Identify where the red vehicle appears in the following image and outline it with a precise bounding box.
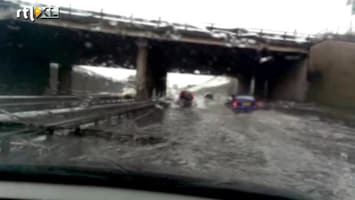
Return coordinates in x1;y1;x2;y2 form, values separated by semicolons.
177;91;194;107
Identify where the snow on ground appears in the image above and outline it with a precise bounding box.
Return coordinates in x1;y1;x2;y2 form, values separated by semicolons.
167;73;215;89
188;76;230;92
75;66;222;89
74;65;136;82
0;107;84;122
167;73;232;98
74;66;232;98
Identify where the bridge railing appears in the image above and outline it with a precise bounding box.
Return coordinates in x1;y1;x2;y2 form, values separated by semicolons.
2;0;316;47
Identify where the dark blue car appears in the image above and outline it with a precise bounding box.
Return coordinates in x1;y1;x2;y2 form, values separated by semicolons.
226;95;256;113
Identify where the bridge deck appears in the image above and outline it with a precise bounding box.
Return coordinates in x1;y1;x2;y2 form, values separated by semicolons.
0;0;311;54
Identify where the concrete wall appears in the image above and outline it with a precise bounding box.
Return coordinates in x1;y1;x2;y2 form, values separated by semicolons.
237;75;251;95
270;59;308;102
227;77;239;95
308;40;355;109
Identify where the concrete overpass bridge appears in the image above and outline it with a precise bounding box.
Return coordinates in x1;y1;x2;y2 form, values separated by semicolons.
0;0;314;101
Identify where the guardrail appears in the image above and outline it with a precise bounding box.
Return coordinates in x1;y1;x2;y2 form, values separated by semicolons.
43;101;155;129
0;95;160;131
0;98;160;154
0;95;134;113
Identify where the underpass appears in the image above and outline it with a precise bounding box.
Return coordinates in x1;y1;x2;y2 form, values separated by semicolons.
0;0;312;102
1;1;355;200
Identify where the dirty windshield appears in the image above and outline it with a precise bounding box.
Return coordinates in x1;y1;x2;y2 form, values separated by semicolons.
1;0;355;199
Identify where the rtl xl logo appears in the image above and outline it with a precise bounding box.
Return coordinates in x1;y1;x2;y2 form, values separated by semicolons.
16;6;60;22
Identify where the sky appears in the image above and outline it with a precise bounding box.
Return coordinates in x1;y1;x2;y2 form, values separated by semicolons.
27;0;353;34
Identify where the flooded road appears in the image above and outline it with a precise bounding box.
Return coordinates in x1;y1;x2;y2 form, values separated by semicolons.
1;101;355;200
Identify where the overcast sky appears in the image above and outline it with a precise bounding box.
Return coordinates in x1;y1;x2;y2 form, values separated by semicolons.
28;0;353;34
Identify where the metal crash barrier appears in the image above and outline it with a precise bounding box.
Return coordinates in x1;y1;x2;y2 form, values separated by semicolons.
0;95;158;128
0;95;135;113
0;95;161;154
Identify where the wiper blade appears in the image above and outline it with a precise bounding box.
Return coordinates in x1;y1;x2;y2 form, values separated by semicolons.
0;165;313;200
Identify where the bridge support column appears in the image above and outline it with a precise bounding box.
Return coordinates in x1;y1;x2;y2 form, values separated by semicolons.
254;78;269;99
237;74;252;95
271;58;308;101
227;77;239;95
135;40;152;100
149;44;169;99
57;63;73;95
152;69;167;98
48;63;59;95
160;72;167;97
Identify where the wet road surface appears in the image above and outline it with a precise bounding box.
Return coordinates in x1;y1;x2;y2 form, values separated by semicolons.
1;101;355;200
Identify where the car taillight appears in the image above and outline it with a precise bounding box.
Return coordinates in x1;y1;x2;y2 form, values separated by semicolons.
256;101;264;107
232;101;239;108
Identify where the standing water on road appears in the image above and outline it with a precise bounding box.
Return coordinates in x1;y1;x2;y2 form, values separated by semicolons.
1;97;355;200
2;1;355;199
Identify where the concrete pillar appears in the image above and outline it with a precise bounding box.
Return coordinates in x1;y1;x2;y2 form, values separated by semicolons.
160;71;167;97
57;63;73;95
264;80;269;99
154;70;167;97
135;41;168;100
48;63;59;95
250;76;255;95
237;74;252;95
254;78;268;99
135;40;151;100
227;77;238;95
271;58;308;101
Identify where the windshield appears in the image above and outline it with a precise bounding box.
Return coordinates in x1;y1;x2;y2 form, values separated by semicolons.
1;0;355;199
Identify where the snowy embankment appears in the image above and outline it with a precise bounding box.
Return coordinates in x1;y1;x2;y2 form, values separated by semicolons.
76;66;234;99
73;66;136;96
